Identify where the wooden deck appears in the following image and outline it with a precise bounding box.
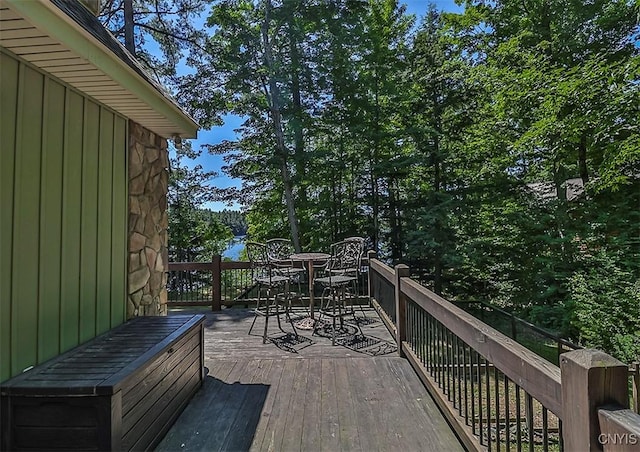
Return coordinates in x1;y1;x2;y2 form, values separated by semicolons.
157;307;463;452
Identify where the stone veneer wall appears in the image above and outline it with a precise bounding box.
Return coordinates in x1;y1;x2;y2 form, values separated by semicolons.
127;120;169;317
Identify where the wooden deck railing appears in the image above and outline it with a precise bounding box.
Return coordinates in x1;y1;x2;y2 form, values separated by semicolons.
167;252;640;450
167;256;253;310
367;254;640;451
167;255;369;310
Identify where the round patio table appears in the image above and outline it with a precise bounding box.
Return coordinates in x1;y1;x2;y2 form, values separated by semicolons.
290;252;331;328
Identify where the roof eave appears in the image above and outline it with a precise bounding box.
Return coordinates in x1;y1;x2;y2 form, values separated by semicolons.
5;0;198;139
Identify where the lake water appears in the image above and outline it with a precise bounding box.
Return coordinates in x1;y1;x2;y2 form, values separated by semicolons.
223;236;245;260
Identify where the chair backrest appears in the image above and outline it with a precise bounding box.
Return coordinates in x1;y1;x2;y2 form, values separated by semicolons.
328;239;363;272
343;236;365;267
265;238;294;262
246;241;269;273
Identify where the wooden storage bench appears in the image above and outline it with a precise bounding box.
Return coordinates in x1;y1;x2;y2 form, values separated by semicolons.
1;314;205;451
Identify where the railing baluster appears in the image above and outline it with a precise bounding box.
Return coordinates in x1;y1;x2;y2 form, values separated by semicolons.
415;302;420;358
435;321;440;384
471;349;477;435
426;313;432;372
526;393;534;452
440;324;445;389
439;323;445;388
486;356;492;451
542;406;549;452
444;329;453;402
504;374;511;452
412;301;417;353
516;383;522;451
420;308;425;366
495;367;501;452
452;333;460;415
430;314;436;377
407;301;412;349
478;354;484;445
463;343;469;425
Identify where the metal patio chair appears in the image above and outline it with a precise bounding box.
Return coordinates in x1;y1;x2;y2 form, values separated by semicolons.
246;241;299;343
313;239;363;345
265;238;305;303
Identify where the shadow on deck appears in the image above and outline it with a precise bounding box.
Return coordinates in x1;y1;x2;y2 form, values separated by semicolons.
157;307;463;451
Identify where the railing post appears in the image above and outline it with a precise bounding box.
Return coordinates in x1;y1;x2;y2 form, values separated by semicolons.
212;254;222;311
633;362;639;414
560;349;628;450
367;250;377;306
394;264;409;358
557;340;564;363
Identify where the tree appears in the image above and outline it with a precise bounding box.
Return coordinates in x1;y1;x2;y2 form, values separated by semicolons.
183;0;314;249
399;6;474;294
99;0;209;86
168;144;233;262
443;0;640;358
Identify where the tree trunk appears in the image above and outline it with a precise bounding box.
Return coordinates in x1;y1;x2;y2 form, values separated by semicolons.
578;132;589;185
123;0;135;55
288;24;307;207
388;177;402;261
262;0;301;251
432;92;443;295
371;73;380;252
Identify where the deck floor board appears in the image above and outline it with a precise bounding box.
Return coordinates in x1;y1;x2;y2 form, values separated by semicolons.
156;307;463;452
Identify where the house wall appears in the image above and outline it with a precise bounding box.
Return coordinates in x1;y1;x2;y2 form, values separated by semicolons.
127;121;169;317
0;50;128;382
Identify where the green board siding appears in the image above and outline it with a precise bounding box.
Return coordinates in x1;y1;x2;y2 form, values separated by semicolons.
79;99;99;343
0;51;128;382
97;109;114;335
38;78;65;363
12;64;43;376
111;116;127;327
0;52;19;380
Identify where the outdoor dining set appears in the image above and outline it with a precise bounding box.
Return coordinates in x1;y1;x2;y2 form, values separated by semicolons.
246;237;367;346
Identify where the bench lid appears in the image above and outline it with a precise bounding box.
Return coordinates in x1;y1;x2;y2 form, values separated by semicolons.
1;314;205;396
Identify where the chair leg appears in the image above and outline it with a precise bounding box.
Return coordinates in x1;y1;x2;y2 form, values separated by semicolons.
347;286;364;337
354;277;367;318
337;287;346;341
248;283;262;335
276;301;286;333
332;288;338;346
312;288;328;337
286;304;299;339
248;312;258;336
263;291;270;344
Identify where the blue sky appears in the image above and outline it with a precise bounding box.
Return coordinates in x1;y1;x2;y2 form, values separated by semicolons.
183;0;463;211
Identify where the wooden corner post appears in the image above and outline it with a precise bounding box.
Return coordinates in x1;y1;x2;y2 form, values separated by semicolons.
367;250;377;306
394;264;409;357
212;254;222;311
560;349;628;451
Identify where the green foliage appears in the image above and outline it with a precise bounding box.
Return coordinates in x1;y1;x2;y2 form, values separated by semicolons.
205;209;247;236
439;0;640;361
569;250;640;363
